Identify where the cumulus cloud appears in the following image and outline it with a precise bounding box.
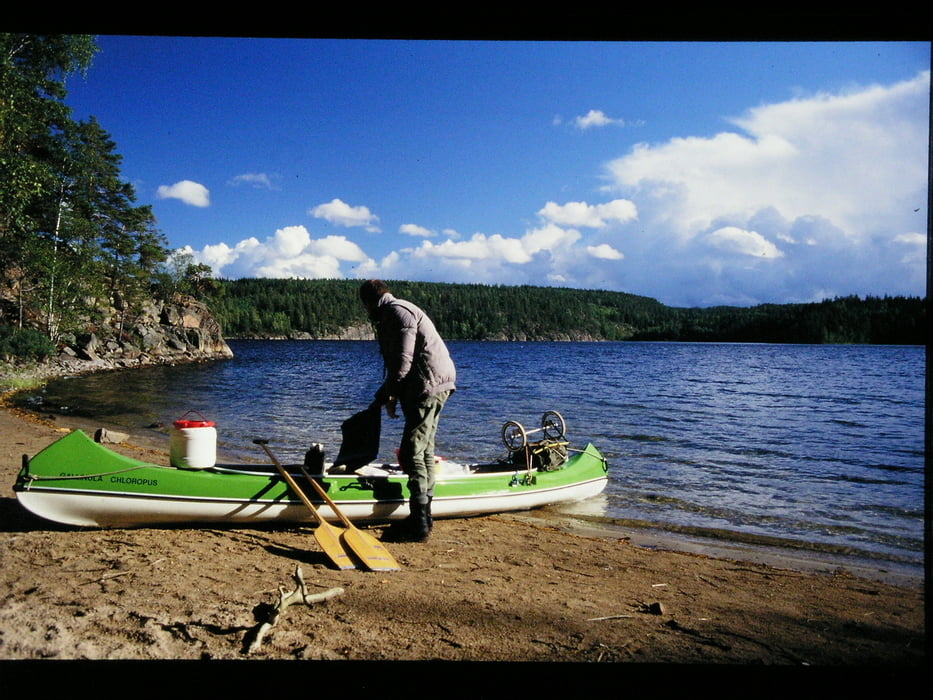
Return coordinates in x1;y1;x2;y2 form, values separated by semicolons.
703;226;783;259
573;109;624;129
597;70;929;305
399;223;435;237
310;198;381;232
184;225;370;280
157;180;210;207
608;73;929;241
538;199;638;228
184;71;928;307
405;223;581;266
587;244;624;260
411;233;532;264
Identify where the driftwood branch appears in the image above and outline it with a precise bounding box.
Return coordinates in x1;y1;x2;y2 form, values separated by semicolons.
246;565;344;654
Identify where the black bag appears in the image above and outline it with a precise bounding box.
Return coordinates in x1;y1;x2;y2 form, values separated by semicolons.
331;404;381;473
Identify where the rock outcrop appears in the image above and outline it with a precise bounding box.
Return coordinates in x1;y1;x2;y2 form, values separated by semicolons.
53;296;233;376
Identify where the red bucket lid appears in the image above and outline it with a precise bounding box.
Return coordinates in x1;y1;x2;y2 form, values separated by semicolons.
174;419;215;428
173;410;215;429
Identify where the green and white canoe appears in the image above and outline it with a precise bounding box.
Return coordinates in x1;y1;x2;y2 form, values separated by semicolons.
14;429;609;529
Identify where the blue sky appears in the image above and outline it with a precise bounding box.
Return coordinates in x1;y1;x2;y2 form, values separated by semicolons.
64;37;929;307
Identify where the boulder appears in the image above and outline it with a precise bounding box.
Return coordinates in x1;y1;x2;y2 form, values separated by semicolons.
94;428;129;444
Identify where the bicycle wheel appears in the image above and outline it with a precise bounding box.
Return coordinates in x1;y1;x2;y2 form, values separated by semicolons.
541;411;566;440
501;421;527;451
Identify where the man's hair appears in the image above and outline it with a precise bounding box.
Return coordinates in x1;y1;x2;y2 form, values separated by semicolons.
359;279;390;305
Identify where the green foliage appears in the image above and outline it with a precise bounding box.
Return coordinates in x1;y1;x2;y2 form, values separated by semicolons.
0;325;56;360
213;278;363;337
632;295;927;345
152;250;224;303
209;279;926;345
1;34;170;342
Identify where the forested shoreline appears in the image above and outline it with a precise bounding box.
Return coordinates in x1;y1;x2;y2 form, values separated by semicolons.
211;278;926;345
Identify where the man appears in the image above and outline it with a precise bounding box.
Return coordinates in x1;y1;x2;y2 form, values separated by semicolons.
360;279;456;542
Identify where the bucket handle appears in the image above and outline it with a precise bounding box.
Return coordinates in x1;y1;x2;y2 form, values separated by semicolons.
177;409;210;422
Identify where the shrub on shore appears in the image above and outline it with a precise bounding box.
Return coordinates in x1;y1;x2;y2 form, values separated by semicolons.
0;327;57;363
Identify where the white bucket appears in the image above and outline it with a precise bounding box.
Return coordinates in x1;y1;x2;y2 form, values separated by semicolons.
170;411;217;469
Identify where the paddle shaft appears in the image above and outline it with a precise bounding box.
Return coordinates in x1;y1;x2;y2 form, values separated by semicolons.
252;440;356;570
295;461;401;572
255;440;399;572
255;439;361;530
253;441;324;521
298;463;355;529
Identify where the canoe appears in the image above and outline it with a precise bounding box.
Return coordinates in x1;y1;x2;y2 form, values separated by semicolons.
13;429;609;529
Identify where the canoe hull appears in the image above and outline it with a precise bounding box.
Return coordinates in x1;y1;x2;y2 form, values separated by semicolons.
14;430;609;529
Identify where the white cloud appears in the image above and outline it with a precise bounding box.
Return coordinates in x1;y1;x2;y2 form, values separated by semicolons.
608;72;929;243
573;109;623;129
703;226;783;259
597;70;929;305
404;223;582;265
254;254;343;279
587;244;624;260
521;223;581;256
539;199;638;228
411;233;532;264
399;223;435;237
307;235;371;262
186;226;371;279
228;173;276;189
310;198;381;232
157;180;210;207
606;132;801;239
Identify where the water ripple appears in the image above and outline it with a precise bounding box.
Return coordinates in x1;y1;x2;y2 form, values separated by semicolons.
20;340;925;576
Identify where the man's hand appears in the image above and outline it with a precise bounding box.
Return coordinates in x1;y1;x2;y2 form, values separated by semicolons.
386;397;399;419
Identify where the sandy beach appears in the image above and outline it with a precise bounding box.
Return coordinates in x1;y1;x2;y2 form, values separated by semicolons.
0;392;926;680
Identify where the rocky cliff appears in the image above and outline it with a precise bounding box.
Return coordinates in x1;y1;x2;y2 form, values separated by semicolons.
53;296;233;376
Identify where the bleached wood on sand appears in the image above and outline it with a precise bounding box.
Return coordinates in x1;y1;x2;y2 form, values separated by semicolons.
246;565;344;654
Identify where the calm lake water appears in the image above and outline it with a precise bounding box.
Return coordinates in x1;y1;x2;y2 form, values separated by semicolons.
22;340;926;579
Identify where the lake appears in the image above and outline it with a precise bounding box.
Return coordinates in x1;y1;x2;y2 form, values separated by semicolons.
23;340;925;580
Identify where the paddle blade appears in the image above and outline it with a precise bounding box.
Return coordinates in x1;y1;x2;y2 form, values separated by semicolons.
314;522;357;570
343;528;401;572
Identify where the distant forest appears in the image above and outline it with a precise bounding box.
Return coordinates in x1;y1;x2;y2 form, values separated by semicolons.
209;278;926;345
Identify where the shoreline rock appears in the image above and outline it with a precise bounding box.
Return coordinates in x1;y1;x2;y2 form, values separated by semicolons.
1;296;233;392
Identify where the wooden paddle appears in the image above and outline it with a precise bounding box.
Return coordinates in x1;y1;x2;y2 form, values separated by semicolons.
296;460;401;572
256;440;400;572
252;439;356;571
